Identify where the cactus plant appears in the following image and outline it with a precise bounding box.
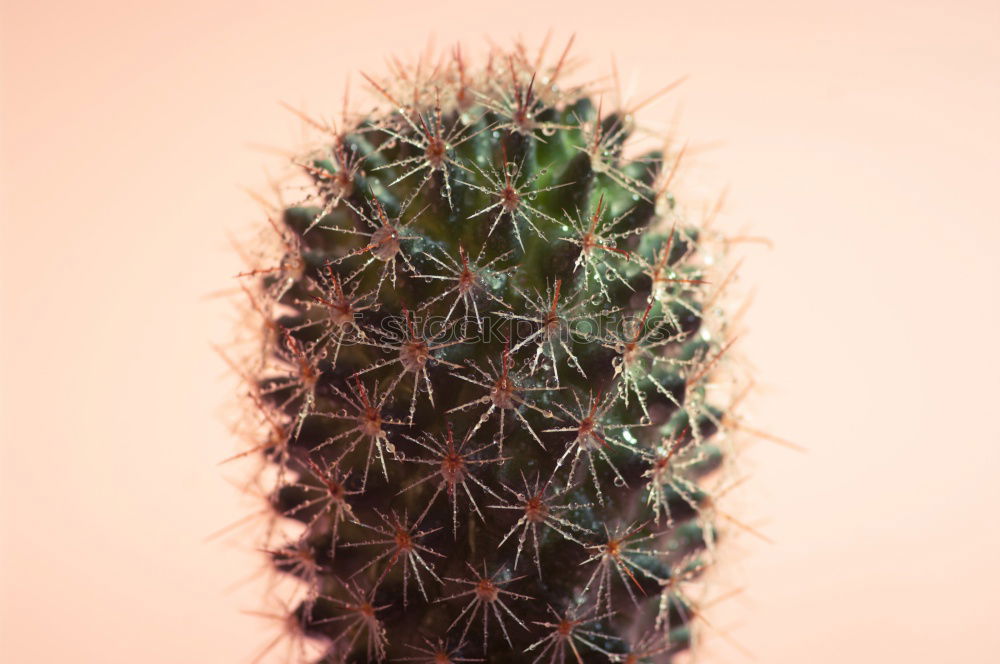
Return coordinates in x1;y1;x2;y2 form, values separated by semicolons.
232;39;741;663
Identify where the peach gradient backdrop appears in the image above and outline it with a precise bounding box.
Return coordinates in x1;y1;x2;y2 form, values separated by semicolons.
2;1;998;662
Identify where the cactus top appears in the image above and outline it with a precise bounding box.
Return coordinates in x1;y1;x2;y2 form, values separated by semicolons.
238;40;735;664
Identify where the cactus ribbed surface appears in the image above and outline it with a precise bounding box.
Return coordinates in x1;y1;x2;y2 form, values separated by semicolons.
235;41;739;663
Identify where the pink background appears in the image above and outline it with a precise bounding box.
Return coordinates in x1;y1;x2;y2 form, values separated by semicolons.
2;0;998;661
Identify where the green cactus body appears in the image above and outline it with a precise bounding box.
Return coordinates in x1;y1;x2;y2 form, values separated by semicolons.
238;42;736;663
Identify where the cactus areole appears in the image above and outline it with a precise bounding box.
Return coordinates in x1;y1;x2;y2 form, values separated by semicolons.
236;40;739;663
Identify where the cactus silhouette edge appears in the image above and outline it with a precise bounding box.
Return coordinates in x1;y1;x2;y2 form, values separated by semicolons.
230;38;746;664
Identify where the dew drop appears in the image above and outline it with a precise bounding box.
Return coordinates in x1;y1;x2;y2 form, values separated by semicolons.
613;476;626;487
541;126;556;137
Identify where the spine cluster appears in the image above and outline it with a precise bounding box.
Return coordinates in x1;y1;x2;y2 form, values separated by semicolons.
232;39;742;664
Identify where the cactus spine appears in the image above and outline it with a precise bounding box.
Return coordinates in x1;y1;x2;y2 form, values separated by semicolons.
234;39;740;663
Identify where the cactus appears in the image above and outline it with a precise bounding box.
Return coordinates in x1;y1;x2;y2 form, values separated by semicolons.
233;39;741;663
